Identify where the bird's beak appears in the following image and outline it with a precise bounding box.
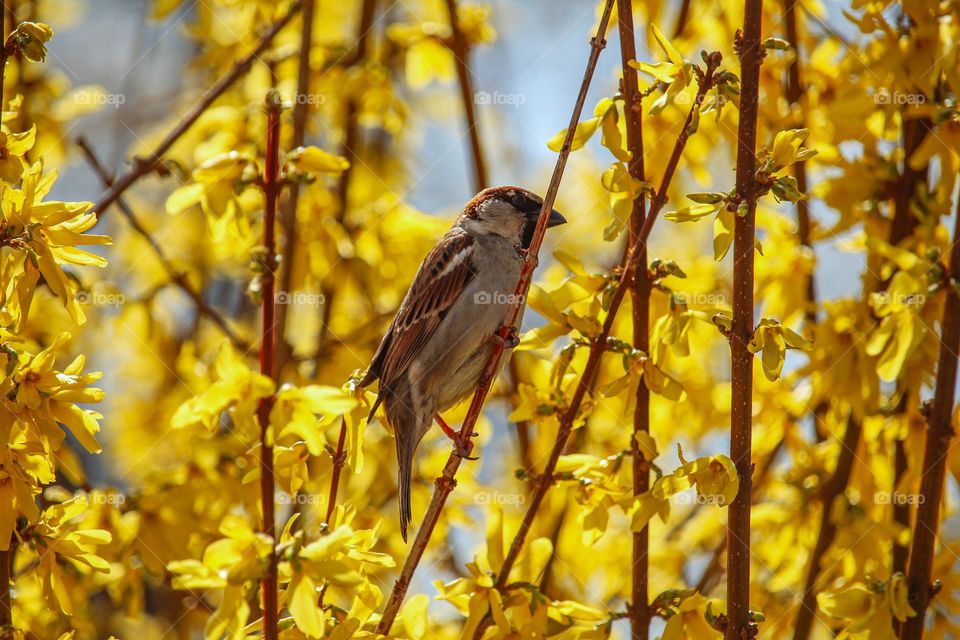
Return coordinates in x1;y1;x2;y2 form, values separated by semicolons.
547;208;567;228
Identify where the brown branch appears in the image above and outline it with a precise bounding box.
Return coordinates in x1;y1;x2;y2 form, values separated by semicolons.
673;0;693;39
901;184;960;640
0;538;15;631
325;418;348;525
471;52;723;640
92;1;303;217
256;93;283;640
444;0;488;191
76;136;250;351
375;1;619;632
726;2;763;638
274;0;316;376
616;1;650;638
791;415;863;640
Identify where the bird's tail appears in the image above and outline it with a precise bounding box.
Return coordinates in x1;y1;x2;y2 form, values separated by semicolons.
395;425;415;542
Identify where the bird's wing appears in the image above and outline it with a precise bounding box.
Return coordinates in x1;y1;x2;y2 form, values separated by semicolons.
360;230;477;398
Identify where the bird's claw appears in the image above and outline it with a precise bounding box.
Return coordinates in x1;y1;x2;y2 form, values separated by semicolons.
454;441;479;461
492;326;520;349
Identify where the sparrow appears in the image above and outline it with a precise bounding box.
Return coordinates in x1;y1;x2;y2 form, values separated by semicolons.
359;186;566;540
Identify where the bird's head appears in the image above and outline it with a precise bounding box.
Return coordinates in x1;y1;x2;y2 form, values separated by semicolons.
460;186;567;248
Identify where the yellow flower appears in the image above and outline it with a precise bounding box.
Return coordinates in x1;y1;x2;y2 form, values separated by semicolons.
1;161;110;325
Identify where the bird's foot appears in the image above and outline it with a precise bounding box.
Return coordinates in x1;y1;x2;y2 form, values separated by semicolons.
434;415;479;460
453;438;479;461
491;325;520;349
434;414;458;441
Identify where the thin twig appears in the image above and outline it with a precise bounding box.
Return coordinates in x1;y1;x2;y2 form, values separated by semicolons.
375;1;619;632
92;1;303;217
791;415;863;640
472;51;723;640
726;2;763;637
76;136;250;351
274;0;316;376
616;2;650;638
256;93;283;640
325;418;348;525
0;538;14;630
444;0;488;191
673;0;693;38
901;182;960;640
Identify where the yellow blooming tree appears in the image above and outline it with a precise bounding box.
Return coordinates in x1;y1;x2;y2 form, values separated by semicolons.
1;0;960;639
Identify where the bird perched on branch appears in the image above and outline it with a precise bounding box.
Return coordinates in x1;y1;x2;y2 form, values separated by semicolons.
359;186;566;540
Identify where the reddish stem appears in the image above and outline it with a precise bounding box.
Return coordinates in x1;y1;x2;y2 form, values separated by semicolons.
726;2;763;638
616;1;651;638
325;418;348;525
901;185;960;640
375;1;618;632
257;93;283;640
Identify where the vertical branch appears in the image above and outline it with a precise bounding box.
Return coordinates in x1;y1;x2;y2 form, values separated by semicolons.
673;0;692;38
275;0;316;375
901;185;960;640
791;415;863;640
726;2;763;638
444;0;488;191
375;2;618;632
0;538;14;630
616;1;650;638
257;92;283;640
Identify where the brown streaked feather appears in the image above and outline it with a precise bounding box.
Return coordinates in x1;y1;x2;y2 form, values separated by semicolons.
360;230;477;413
